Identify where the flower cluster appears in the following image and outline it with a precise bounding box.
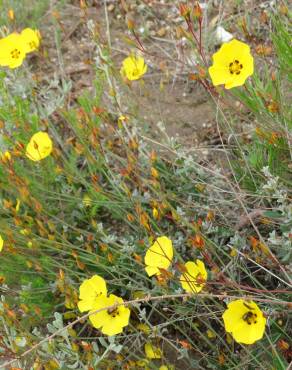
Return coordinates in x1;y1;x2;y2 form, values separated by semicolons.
144;236;208;294
0;28;40;69
120;39;254;89
78;275;130;336
144;236;266;344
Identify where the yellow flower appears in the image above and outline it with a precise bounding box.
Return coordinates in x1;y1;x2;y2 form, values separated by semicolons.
179;259;207;293
0;33;26;69
120;55;147;81
89;294;130;336
144;236;173;277
0;235;3;252
208;39;254;89
25;131;53;161
20;28;41;53
144;342;162;359
159;366;169;370
78;275;107;312
222;299;266;344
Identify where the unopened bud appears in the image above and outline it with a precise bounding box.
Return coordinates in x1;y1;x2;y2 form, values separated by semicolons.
8;9;14;21
192;2;202;20
126;14;135;30
179;3;191;19
279;5;288;15
80;0;87;9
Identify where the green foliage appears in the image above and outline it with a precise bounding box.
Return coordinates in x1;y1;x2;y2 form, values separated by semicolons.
0;1;291;369
0;0;69;27
1;254;55;318
230;15;292;191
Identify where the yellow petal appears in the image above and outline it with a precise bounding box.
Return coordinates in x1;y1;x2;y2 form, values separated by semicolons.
89;295;111;329
77;299;94;312
231;318;266;344
120;55;147;81
208;65;233;86
101;321;124;336
20;28;40;53
222;299;248;332
145;265;159;276
25;131;53;161
144;342;162;359
0;235;3;252
144;236;173;276
180;259;207;293
15;199;21;213
78;275;107;312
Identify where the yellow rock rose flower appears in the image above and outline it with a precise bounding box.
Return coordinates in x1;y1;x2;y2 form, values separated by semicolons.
89;294;130;336
208;39;254;89
20;28;41;53
25;131;53;161
179;259;207;293
144;236;173;277
120;55;147;81
222;299;266;344
0;33;26;69
78;275;107;312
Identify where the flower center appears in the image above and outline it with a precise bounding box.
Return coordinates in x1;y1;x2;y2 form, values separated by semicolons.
229;60;243;75
242;311;258;325
107;307;119;318
11;49;21;59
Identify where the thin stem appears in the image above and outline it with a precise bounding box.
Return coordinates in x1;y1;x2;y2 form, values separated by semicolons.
2;292;291;368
